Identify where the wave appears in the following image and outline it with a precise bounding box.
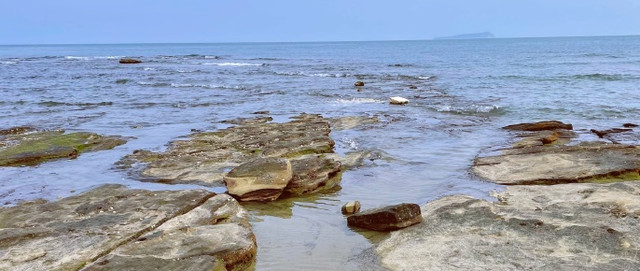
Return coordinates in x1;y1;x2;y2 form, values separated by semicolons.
434;104;503;115
136;81;170;87
169;83;246;90
203;62;264;67
1;61;17;65
64;56;90;60
388;63;416;67
571;73;633;81
38;101;114;107
334;98;385;105
274;71;352;77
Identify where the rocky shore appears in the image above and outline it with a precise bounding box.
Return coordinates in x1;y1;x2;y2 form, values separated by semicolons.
3;118;640;270
375;121;640;270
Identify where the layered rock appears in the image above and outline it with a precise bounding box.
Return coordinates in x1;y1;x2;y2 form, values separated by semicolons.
347;203;422;231
376;182;640;270
118;58;141;64
0;129;126;166
0;184;256;271
224;157;293;201
474;121;640;185
119;114;336;187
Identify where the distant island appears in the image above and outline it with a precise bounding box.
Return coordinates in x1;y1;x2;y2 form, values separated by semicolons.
434;32;495;40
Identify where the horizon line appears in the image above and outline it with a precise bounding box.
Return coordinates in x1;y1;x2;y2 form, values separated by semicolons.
1;33;638;47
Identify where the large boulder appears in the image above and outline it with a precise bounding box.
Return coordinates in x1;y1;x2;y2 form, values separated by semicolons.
376;182;640;271
347;203;422;231
0;185;256;271
285;155;342;196
0;129;126;166
224;157;293;201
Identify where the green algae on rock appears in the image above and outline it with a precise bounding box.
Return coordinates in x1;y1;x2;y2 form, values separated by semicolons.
0;129;127;166
0;185;256;271
118;114;344;198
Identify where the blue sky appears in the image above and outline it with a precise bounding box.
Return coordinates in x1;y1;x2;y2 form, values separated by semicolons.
1;0;639;44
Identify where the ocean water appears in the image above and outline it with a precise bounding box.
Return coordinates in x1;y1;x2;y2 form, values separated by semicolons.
1;36;640;270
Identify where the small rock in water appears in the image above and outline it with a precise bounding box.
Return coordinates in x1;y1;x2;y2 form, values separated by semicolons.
590;128;632;138
389;96;409;105
408;85;418;89
347;203;422;231
354;81;365;87
119;58;142;64
341;201;361;215
623;123;639;128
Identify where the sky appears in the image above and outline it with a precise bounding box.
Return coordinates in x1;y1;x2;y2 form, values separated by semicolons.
1;0;639;44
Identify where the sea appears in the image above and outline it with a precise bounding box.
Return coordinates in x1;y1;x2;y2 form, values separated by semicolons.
1;36;640;270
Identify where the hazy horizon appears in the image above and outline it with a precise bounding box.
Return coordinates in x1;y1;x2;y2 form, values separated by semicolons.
1;0;639;45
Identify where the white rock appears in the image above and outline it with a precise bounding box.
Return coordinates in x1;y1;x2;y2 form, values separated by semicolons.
389;96;409;105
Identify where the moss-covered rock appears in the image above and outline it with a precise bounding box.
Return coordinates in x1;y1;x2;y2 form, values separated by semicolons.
0;129;126;166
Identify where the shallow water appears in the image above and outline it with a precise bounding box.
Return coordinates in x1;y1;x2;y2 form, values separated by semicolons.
1;36;640;270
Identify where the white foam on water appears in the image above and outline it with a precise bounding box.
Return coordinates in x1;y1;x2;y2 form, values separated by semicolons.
334;98;384;105
204;55;219;59
64;56;90;60
204;62;262;67
1;61;17;65
143;67;155;71
170;83;193;88
418;76;433;80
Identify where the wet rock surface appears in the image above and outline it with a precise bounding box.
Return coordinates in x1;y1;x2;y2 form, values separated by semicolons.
347;203;422;231
224;157;293;201
0;184;256;271
502;120;573;131
376;182;640;271
474;121;640;185
118;58;142;64
119;114;335;186
0;129;127;166
119;114;348;200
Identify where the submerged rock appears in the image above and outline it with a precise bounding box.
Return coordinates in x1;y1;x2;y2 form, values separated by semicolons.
224;157;293;201
376;182;640;271
0;126;35;135
590;128;632;138
119;58;142;64
0;184;256;271
623;123;638;128
347;203;422;231
327;116;380;131
503;120;573;131
0;130;126;166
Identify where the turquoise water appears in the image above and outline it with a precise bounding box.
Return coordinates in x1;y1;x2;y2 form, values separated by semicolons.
1;36;640;270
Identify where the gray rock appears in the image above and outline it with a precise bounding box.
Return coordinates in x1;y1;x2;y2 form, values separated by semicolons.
0;185;256;271
376;182;640;271
347;203;422;231
473;142;640;185
224;157;293;201
327;116;379;131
